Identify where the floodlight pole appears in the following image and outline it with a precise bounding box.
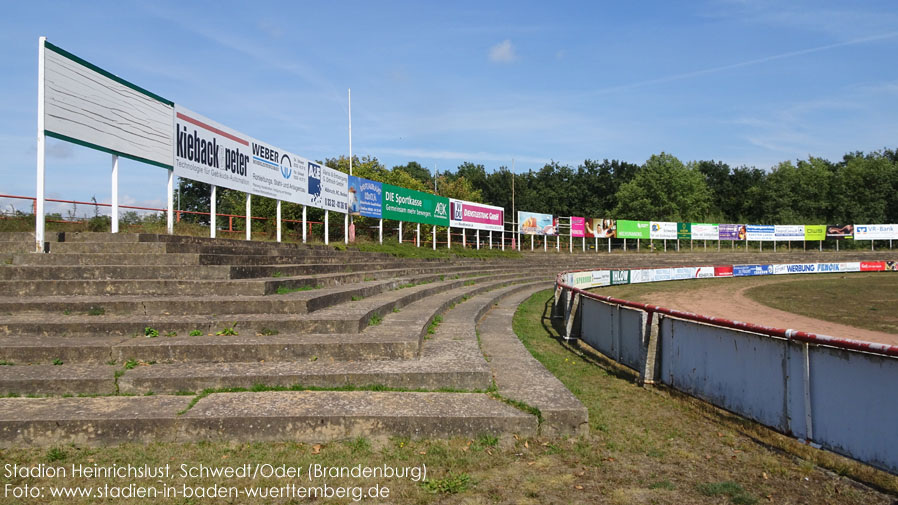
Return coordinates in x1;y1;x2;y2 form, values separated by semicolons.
35;37;46;253
347;88;351;245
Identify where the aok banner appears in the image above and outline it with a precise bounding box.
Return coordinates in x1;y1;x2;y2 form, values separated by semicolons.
174;105;311;205
43;40;174;168
450;200;504;232
586;218;616;238
854;224;898;240
616;220;650;239
348;176;382;219
650;222;677;240
570;217;586;238
692;223;720;241
518;211;555;235
804;225;826;241
383;185;449;226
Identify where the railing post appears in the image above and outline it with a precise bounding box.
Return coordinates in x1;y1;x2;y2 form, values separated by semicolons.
639;311;661;386
564;291;581;340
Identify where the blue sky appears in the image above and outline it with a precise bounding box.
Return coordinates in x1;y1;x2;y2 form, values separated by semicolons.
2;0;897;215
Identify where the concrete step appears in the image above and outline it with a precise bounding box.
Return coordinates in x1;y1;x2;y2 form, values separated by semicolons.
0;232;33;242
0;391;537;446
0;364;116;395
13;253;205;266
0;264;232;281
48;241;169;254
0;278;266;297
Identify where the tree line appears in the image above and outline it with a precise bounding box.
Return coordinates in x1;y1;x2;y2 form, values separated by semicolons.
176;148;898;240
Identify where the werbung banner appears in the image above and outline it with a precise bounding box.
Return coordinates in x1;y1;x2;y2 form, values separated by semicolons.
449;200;504;232
382;185;449;226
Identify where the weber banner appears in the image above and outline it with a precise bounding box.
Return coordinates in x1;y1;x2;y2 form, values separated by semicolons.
692;223;720;241
570;217;586;238
348;176;382;218
174;105;311;205
383;185;449;226
650;221;677;240
450;200;504;231
518;211;555;235
616;220;650;239
854;224;898;240
586;218;616;238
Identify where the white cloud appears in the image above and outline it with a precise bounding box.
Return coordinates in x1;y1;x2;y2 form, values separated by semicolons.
489;40;517;63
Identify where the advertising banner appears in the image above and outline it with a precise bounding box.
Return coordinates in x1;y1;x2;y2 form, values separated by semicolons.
450;200;504;231
174;105;311;205
804;225;826;241
586;218;616;238
592;270;611;287
745;225;776;241
383;185;449;226
733;264;773;277
860;261;886;271
692;223;720;241
719;224;746;241
775;225;805;241
44;40;174;168
773;263;816;275
816;262;860;273
610;270;630;285
714;265;734;277
854;224;898;240
695;266;716;278
630;269;656;284
650;221;677;240
653;268;673;282
617;220;650;239
518;211;555;235
672;267;697;280
316;165;348;213
826;224;854;238
570;217;586;238
348;176;382;218
677;222;691;240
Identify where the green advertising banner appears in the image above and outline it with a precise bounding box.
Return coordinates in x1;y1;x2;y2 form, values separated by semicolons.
382;184;449;226
616;220;651;239
677;222;691;240
610;270;630;285
805;225;825;241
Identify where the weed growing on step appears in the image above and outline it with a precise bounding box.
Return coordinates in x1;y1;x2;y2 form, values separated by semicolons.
105;360;116;366
275;284;320;295
86;306;105;316
697;481;758;504
0;360;13;366
189;329;203;337
52;359;63;366
272;271;284;278
368;313;383;326
392;307;400;313
426;315;443;337
258;327;278;336
123;359;139;370
46;447;67;462
351;295;363;301
144;327;159;338
216;323;239;336
420;473;470;494
165;331;177;337
464;280;476;286
363;276;375;282
62;309;71;315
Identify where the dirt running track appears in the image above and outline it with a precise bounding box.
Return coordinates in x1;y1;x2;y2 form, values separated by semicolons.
638;277;898;347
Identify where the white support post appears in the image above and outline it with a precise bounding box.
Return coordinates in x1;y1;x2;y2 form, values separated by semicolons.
398;221;403;243
501;231;505;250
556;234;560;251
344;214;348;244
276;200;282;242
245;193;251;240
530;234;534;251
167;170;174;235
462;228;466;248
489;231;492;249
432;226;436;250
378;219;383;244
607;237;611;253
569;232;572;253
447;227;451;249
416;223;420;247
476;229;480;250
210;185;217;238
624;239;627;252
324;210;329;245
111;155;119;233
582;236;585;252
595;236;598;253
517;232;521;251
302;205;307;243
544;236;547;251
35;36;46;253
664;239;667;252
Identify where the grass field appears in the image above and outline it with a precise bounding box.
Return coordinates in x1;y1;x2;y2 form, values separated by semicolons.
1;290;894;504
595;272;898;335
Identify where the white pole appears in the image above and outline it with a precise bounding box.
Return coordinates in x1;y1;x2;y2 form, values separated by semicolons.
582;236;585;252
531;234;534;251
302;205;307;243
432;226;436;250
462;228;466;248
245;193;251;240
545;236;548;252
35;36;46;253
378;218;383;244
344;214;348;244
476;229;480;250
111;155;119;233
166;170;174;234
502;231;505;250
448;226;451;249
607;237;611;253
569;221;572;253
276;200;282;242
489;231;492;249
210;185;217;238
595;235;598;253
416;223;420;247
324;210;329;245
399;221;402;243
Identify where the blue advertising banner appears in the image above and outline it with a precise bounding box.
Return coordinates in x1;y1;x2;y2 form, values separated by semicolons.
348;176;382;218
733;264;774;277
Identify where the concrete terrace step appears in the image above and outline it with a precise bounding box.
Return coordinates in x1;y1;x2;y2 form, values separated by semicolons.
0;364;116;395
0;391;537;446
0;264;233;281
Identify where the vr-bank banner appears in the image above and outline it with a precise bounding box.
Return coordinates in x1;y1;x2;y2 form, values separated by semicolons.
650;221;677;240
854;224;898;240
173;105;312;206
518;211;556;235
348;176;382;219
450;200;504;232
616;220;650;239
382;185;449;226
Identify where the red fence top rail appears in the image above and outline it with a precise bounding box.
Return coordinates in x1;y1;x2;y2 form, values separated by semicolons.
556;269;898;358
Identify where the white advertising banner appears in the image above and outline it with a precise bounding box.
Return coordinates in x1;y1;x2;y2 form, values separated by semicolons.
43;40;173;168
650;221;677;240
318;164;349;214
691;223;719;240
775;225;805;240
854;224;898;240
630;269;656;284
695;266;716;278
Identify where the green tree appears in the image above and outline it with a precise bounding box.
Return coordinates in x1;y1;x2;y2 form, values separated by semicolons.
613;153;712;221
830;152;897;223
